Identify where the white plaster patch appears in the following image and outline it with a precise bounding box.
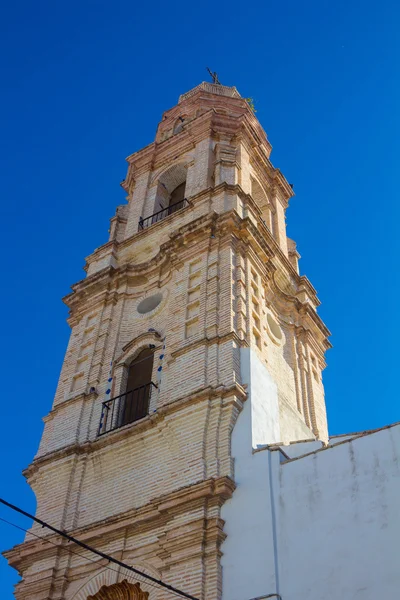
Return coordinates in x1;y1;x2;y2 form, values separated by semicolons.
241;347;281;449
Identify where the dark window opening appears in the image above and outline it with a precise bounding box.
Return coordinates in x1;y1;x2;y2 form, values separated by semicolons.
169;182;186;210
120;348;154;426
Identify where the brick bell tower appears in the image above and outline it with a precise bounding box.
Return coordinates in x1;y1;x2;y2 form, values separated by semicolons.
5;81;330;600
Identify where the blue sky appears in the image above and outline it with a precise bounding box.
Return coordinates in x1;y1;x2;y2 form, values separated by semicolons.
0;0;399;596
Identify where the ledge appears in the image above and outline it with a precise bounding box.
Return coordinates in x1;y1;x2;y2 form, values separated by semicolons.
23;382;247;478
4;475;236;570
179;82;241;103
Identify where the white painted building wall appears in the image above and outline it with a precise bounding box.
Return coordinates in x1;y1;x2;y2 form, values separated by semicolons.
221;348;400;600
240;347;281;449
277;424;400;600
221;349;280;600
221;349;315;600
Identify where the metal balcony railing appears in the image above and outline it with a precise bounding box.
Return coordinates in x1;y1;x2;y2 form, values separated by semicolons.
138;198;189;231
98;382;157;436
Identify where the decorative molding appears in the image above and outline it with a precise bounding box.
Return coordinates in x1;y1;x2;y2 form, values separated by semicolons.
178;82;241;103
23;380;246;477
87;581;149;600
7;476;236;569
118;331;162;364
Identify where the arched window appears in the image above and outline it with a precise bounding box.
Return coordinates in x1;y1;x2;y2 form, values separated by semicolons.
250;176;275;238
120;347;155;426
173;116;186;135
152;163;188;218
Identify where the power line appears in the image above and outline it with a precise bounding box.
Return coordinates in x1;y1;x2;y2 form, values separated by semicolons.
0;516;179;599
0;498;199;600
0;517;108;570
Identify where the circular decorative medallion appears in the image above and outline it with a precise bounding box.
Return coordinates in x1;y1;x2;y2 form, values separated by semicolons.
137;293;163;315
266;313;283;344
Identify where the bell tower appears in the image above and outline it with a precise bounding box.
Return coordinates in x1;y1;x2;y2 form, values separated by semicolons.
5;81;330;600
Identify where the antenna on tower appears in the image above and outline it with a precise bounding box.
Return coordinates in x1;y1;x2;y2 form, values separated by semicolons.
206;67;222;85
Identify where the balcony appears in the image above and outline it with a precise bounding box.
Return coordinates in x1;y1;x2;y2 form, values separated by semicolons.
98;382;157;436
138;198;189;231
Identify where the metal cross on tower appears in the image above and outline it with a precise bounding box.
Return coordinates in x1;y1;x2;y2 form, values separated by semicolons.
206;67;221;85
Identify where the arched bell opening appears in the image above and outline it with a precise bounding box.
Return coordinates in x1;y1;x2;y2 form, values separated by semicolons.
168;181;186;211
152;163;188;219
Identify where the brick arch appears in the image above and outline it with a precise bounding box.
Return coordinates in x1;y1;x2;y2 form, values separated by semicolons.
67;566;116;600
151;162;188;194
173;114;187;135
112;331;163;400
116;331;163;368
87;580;149;600
250;174;269;205
250;174;275;235
149;162;189;217
67;563;163;600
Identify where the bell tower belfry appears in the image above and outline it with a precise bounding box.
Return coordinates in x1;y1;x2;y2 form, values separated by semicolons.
5;81;330;600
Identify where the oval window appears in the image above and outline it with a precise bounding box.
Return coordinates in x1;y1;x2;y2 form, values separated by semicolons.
137;293;163;315
267;313;282;341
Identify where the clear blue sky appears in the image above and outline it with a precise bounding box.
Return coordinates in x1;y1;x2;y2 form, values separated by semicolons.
0;0;399;596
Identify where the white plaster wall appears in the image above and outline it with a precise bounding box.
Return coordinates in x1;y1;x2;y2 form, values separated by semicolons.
222;422;400;600
222;350;400;600
329;433;360;445
241;348;281;449
220;358;276;600
276;424;400;600
239;347;313;450
221;350;281;600
279;394;315;444
281;439;323;459
221;349;318;600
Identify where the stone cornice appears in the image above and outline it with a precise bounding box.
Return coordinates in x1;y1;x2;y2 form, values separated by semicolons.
235;215;276;262
84;241;118;269
124;111;214;186
125;141;155;166
63;270;117;323
298;275;318;299
124;98;271;191
151;134;197;168
62;184;329;350
248;145;294;208
299;305;332;350
178;82;241;103
227;192;330;347
77;183;268;278
23;382;246;478
298;328;329;368
234;116;272;159
169;331;248;360
48;389;97;416
5;476;236;571
270;273;331;349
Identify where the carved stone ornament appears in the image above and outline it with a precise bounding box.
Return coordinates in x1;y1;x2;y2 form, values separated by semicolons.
87;580;149;600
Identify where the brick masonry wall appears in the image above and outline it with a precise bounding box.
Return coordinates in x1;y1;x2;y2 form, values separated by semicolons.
6;84;330;600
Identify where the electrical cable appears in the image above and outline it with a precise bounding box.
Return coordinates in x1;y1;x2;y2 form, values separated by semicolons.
0;516;182;599
0;516;176;597
0;498;199;600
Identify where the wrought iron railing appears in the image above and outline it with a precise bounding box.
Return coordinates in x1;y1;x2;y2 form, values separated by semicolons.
98;382;157;436
138;198;189;231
